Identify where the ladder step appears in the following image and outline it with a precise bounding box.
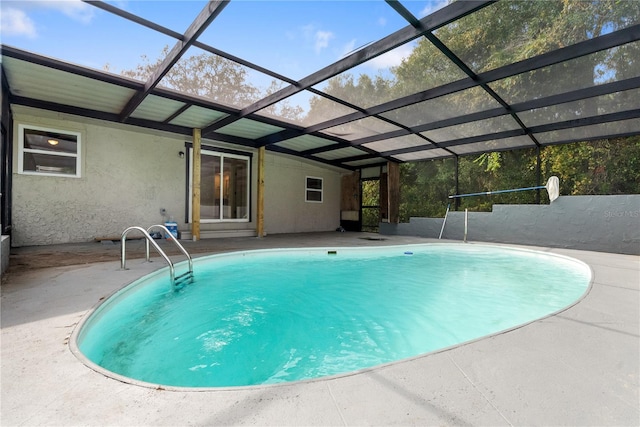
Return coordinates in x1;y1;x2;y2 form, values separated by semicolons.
174;271;194;287
175;271;193;281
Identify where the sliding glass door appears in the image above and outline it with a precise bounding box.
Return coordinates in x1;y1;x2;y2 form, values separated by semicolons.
191;149;250;222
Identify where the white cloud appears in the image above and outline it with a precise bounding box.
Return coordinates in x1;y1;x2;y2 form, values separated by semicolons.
0;7;37;38
420;0;449;18
314;30;334;54
0;0;95;39
36;0;95;24
368;43;415;69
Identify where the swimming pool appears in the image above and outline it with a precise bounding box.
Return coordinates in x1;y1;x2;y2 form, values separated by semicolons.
74;244;591;389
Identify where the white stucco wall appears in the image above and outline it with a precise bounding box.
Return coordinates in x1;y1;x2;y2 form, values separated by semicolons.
12;107;346;246
12;107;189;246
263;152;342;235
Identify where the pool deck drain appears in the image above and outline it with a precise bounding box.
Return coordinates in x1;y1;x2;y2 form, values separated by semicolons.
1;233;638;426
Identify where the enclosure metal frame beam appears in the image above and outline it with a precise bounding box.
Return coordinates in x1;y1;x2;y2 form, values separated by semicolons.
201;0;495;137
252;24;640;153
117;0;229;122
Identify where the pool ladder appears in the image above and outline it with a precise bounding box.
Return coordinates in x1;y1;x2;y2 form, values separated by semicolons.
121;225;193;289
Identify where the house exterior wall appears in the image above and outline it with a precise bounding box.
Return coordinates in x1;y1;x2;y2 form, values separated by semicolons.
11;107;345;246
263;152;342;235
12;107;188;246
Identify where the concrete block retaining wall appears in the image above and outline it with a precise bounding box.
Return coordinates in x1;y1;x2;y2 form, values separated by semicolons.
380;195;640;255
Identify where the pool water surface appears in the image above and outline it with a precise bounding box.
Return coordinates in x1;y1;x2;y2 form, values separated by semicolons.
76;244;591;388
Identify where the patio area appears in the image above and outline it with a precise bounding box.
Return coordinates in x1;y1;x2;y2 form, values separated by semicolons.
1;233;638;426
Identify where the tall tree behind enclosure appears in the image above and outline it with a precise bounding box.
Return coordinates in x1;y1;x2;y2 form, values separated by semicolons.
119;47;303;121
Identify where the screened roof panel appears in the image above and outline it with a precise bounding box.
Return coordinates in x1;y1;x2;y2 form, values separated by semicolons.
421;115;521;143
196;1;412;81
2;0;639;171
400;1;453;20
312;40;467;109
436;1;640;74
380;86;502;129
274;135;338;152
158;46;288;110
392;148;452;162
321;117;402;141
518;88;640;128
344;158;388;167
534;119;640;145
254;90;358;127
110;1;208;34
447;136;535;156
0;2;176;80
363;134;432;152
489;41;640;105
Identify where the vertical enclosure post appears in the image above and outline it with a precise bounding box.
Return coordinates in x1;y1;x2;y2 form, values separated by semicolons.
464;208;468;243
387;161;400;224
257;146;265;237
536;146;542;204
454;156;460;211
192;128;201;241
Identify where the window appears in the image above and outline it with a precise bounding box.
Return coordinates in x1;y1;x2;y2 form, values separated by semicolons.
190;149;250;222
305;176;323;203
18;125;81;177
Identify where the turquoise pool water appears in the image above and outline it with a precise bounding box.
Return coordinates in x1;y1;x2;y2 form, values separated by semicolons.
76;244;591;388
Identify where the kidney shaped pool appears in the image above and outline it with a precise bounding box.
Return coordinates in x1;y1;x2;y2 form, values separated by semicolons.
73;244;591;388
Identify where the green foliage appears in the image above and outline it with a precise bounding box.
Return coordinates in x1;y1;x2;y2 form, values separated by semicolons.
399;158;455;220
399;137;640;221
361;180;380;232
541;136;640;195
361;180;379;206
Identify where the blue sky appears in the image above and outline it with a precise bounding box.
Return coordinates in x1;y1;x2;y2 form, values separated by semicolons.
1;0;447;80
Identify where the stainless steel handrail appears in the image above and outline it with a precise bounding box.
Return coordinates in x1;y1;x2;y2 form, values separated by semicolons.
146;224;193;274
121;225;195;289
121;226;176;285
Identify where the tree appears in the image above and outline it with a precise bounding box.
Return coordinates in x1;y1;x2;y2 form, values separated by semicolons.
119;46;304;123
122;46;260;107
541;136;640;195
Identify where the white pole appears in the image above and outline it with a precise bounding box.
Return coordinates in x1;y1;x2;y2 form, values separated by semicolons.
438;203;450;240
464;209;468;243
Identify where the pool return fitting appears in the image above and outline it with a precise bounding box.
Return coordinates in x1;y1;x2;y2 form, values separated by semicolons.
439;176;560;240
121;225;193;289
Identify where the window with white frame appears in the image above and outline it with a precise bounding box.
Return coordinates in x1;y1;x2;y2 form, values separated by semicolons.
18;124;81;177
305;176;323;203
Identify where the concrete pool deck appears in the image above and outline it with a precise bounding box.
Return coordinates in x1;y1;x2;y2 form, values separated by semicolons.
1;232;638;426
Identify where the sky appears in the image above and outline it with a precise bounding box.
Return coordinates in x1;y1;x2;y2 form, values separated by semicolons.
0;0;449;113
